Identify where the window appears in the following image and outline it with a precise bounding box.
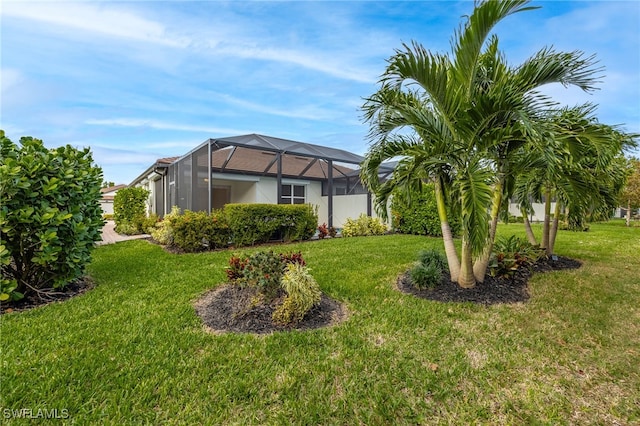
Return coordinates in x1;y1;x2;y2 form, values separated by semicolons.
281;184;306;204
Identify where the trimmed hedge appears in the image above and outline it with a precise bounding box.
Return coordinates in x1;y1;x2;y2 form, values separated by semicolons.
113;186;150;235
0;132;104;300
224;204;317;247
391;184;461;237
170;210;230;252
150;203;318;252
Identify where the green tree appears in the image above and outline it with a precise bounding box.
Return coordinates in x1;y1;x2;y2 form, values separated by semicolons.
620;157;640;226
113;186;150;235
361;0;601;287
512;105;634;254
0;130;104;300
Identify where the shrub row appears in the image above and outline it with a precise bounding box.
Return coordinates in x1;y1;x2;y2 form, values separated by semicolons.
391;183;461;237
151;203;318;252
341;214;387;237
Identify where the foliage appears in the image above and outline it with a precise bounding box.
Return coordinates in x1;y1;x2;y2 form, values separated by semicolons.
280;251;306;267
273;263;322;326
226;254;249;282
328;226;337;238
150;206;181;245
341;214;387;237
317;223;329;239
103;214;114;221
0;131;103;298
391;184;461;237
410;249;448;290
224;203;317;246
359;0;612;287
238;251;284;299
488;235;545;278
620;157;640;216
170;209;230;253
113;186;149;235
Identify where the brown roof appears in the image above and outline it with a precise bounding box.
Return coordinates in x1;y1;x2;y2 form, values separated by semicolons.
100;184;127;194
157;156;180;164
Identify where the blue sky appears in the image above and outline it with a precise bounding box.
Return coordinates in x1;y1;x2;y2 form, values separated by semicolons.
2;0;639;184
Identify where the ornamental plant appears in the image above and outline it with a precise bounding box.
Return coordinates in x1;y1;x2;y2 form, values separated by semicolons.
488;235;545;278
341;214;387;237
0;131;104;299
272;263;322;326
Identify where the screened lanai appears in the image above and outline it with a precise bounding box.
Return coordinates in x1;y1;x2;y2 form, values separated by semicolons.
161;134;393;227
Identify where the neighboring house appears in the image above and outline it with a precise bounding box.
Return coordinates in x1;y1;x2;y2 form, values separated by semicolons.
130;134;394;228
99;184;127;215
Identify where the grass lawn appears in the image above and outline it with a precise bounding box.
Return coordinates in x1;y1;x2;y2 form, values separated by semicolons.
1;221;639;424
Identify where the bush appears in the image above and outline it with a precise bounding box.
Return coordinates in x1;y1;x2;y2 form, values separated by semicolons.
410;249;448;289
113;187;149;235
0;132;103;299
170;209;230;253
224;204;317;246
273;263;322;326
317;223;329;239
488;235;545;278
341;214;387;237
391;184;461;237
150;206;180;245
238;251;284;299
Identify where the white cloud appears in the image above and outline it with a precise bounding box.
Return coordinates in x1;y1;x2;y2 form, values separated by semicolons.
2;2;189;47
212;93;337;121
85;118;251;135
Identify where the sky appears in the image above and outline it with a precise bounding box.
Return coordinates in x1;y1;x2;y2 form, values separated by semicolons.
2;0;639;185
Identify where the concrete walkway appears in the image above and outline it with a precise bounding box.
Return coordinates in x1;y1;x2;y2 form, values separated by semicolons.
98;221;150;245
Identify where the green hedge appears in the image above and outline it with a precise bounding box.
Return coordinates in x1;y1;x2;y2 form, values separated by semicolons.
113;186;150;235
391;184;461;237
224;204;317;247
170;210;230;252
151;204;318;252
0;132;104;300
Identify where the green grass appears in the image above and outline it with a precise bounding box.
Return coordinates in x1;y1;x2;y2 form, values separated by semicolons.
1;222;639;424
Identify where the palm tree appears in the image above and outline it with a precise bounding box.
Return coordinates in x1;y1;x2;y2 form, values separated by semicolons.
512;105;636;254
361;0;602;287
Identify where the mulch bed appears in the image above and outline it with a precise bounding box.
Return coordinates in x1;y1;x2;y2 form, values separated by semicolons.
397;256;582;305
195;285;348;335
0;277;95;315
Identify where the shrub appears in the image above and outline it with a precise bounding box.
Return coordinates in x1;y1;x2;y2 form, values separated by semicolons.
226;254;249;282
280;251;306;267
410;249;448;289
488;235;545;278
272;263;322;326
224;204;317;246
150;206;180;245
170;209;230;253
341;214;387;237
409;263;442;290
0;132;103;299
317;223;329;239
239;251;284;299
103;213;114;221
391;183;461;237
113;186;149;235
328;226;337;238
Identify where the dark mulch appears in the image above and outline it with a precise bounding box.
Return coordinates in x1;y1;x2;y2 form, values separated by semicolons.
194;285;348;335
0;277;95;314
397;256;582;305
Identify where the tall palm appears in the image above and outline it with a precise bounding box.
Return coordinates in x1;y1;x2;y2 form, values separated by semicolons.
512;105;635;254
361;0;602;287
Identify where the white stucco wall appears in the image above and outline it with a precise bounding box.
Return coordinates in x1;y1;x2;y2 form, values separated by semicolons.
508;202;555;222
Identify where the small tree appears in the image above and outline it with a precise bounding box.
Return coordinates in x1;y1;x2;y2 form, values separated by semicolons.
0;131;104;300
621;157;640;226
113;186;150;235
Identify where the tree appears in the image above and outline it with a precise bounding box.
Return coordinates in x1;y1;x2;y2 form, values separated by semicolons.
113;186;150;235
0;130;104;300
621;157;640;226
102;181;115;188
361;0;602;287
512;105;634;254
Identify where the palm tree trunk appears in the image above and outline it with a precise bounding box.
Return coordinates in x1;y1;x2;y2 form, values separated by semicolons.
435;178;460;282
541;188;552;253
549;200;561;255
458;238;476;288
627;199;632;227
522;207;538;245
473;177;503;283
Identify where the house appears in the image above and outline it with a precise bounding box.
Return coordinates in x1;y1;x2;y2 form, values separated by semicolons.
99;184;127;215
130;134;393;228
